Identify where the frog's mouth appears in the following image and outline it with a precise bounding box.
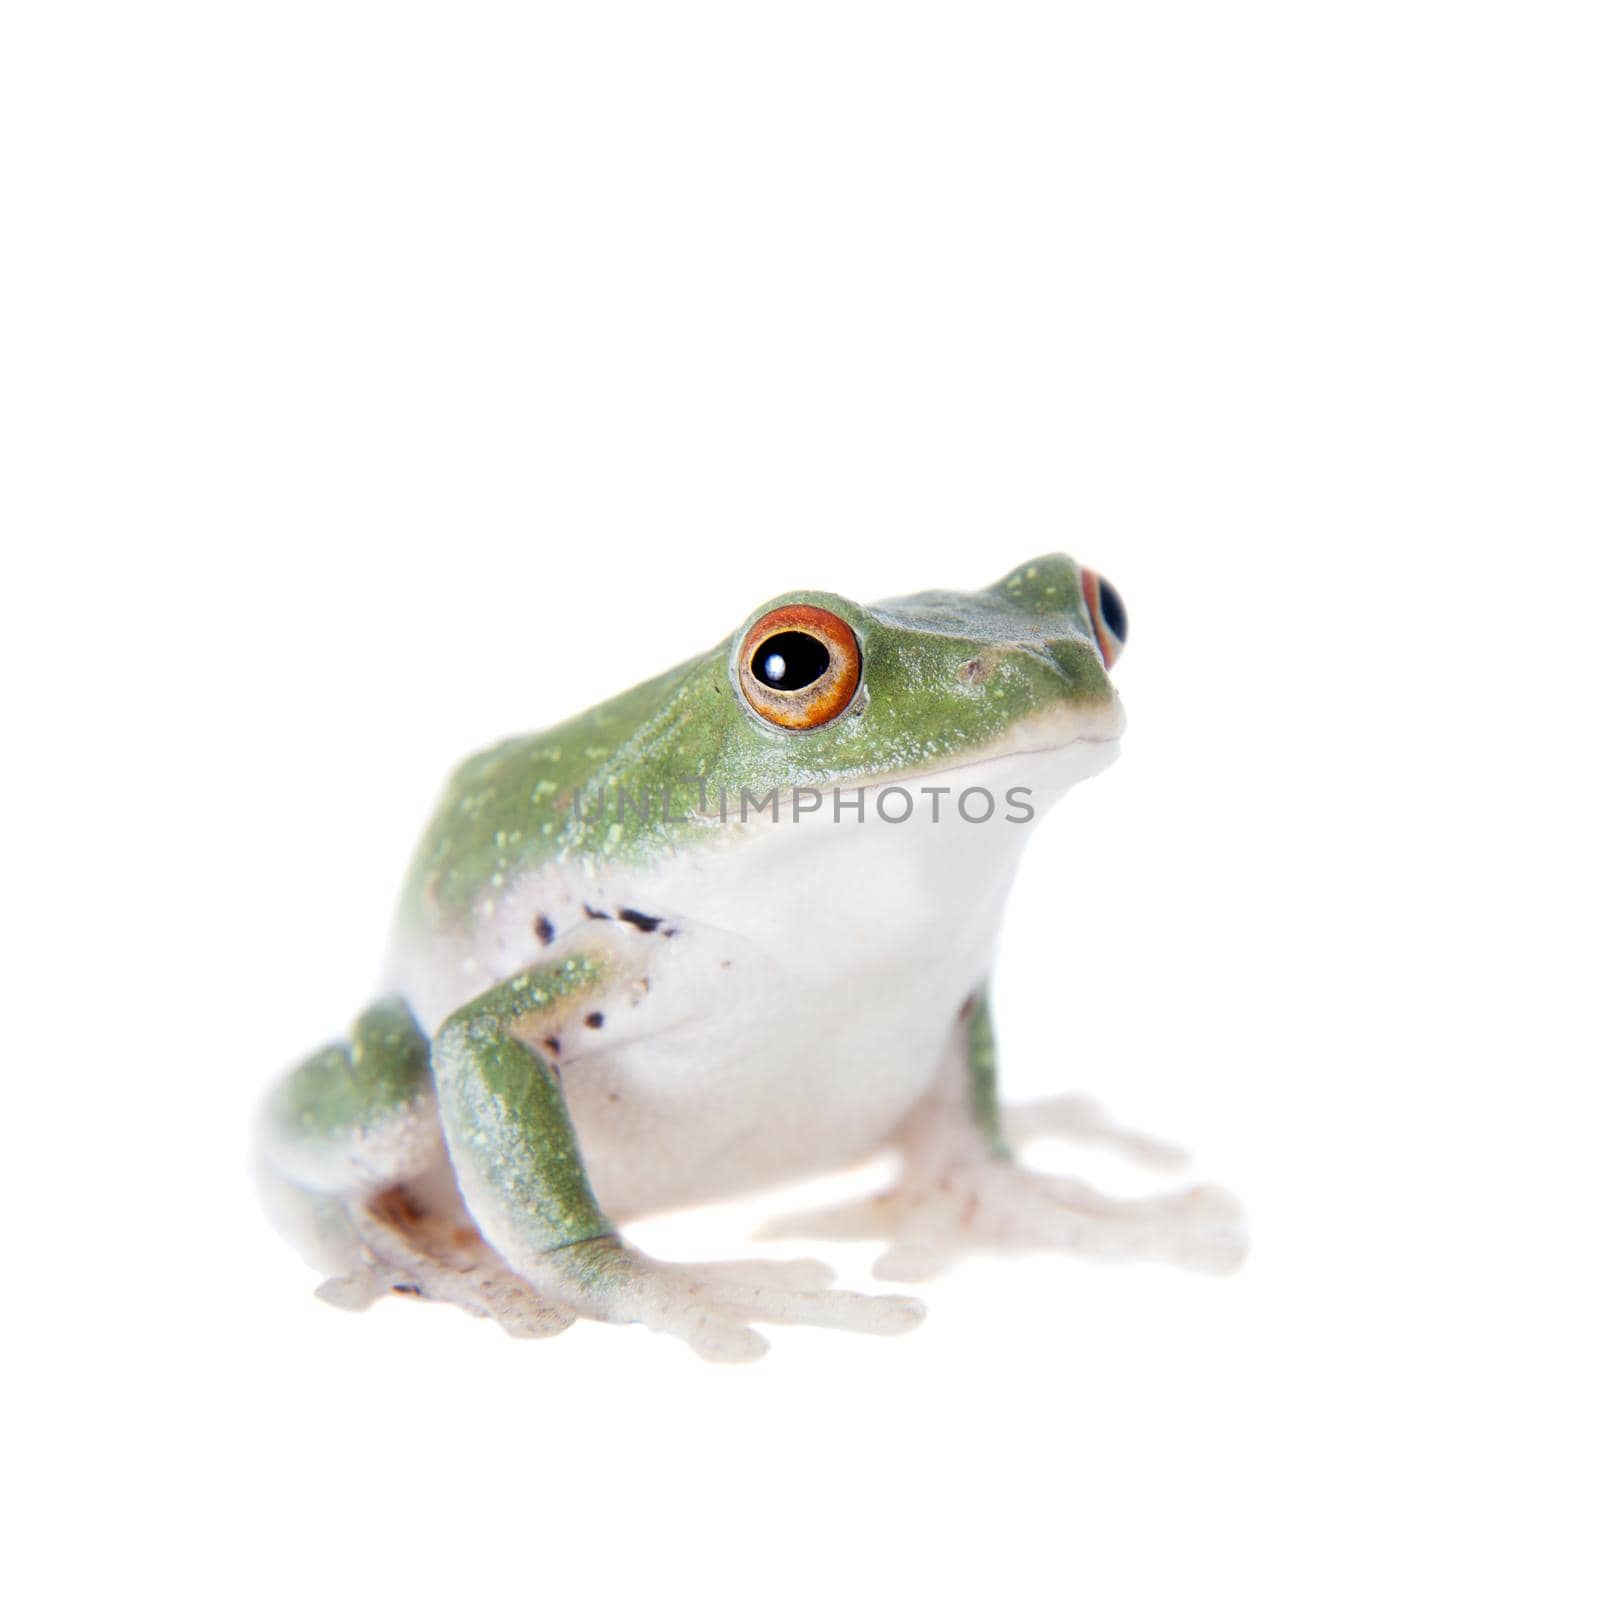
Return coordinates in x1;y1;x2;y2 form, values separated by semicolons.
845;704;1126;816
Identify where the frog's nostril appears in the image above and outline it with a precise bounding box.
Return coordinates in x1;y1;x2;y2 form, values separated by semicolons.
1081;569;1128;668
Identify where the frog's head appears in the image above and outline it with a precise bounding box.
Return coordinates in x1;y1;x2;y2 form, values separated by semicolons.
399;553;1132;905
709;552;1127;808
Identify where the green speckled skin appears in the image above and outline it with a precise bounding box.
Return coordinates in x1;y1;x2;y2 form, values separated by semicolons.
266;998;431;1143
434;952;615;1254
400;554;1112;925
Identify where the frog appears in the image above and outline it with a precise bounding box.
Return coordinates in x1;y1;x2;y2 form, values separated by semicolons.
256;553;1246;1361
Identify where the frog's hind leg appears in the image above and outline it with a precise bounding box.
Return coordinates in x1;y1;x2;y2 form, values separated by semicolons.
760;988;1248;1282
256;999;575;1339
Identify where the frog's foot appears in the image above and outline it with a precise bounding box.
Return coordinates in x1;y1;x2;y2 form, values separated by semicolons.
1002;1094;1189;1170
541;1236;927;1363
317;1184;578;1340
759;1161;1248;1282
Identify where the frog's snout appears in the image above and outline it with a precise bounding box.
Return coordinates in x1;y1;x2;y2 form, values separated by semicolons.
1080;568;1127;668
990;553;1128;672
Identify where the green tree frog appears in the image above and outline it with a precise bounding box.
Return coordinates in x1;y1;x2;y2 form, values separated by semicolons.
258;554;1244;1360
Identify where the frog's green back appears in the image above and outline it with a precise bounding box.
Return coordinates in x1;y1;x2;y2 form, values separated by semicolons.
398;655;722;926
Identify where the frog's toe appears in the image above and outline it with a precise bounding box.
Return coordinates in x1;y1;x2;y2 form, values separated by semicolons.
359;1250;581;1338
1054;1176;1249;1272
662;1307;773;1364
1180;1182;1246;1227
662;1256;925;1339
314;1270;389;1311
776;1163;1249;1280
308;1186;582;1338
692;1278;927;1337
471;1274;580;1339
1002;1095;1190;1170
592;1256;923;1358
959;1165;1251;1274
607;1272;772;1361
689;1256;839;1291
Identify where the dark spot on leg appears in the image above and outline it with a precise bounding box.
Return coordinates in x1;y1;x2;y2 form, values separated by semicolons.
618;908;662;933
391;1283;424;1296
585;1011;605;1029
535;914;555;945
584;904;611;920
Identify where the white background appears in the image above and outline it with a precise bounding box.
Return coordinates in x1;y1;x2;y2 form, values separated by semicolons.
4;4;1595;1596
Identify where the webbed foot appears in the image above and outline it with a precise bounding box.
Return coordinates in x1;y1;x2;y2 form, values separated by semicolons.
761;1161;1247;1281
541;1237;927;1363
319;1183;578;1339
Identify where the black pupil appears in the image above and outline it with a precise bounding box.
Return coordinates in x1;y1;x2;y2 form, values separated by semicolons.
753;630;831;692
1098;579;1128;643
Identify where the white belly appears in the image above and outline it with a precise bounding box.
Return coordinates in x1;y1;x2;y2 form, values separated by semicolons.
390;736;1118;1219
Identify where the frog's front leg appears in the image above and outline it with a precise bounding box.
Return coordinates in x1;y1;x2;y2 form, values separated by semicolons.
761;988;1248;1282
432;947;925;1362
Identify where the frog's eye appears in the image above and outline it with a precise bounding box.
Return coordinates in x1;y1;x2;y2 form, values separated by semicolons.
737;604;863;730
1081;569;1128;668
